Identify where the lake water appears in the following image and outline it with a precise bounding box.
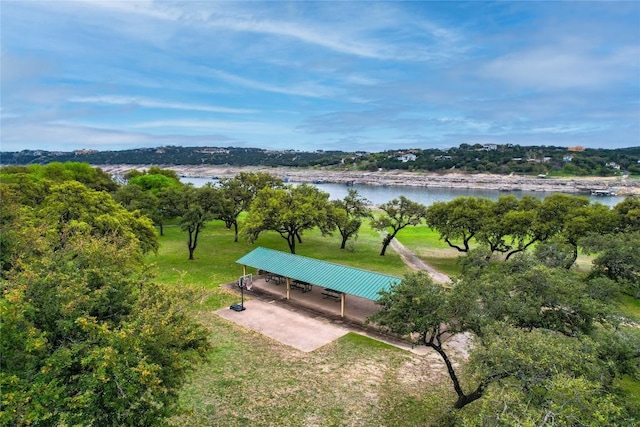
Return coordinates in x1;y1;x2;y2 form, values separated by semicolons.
181;177;626;208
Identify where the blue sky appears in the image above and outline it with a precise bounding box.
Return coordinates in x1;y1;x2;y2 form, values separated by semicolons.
1;1;639;153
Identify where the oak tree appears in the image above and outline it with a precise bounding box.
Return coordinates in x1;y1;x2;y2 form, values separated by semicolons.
372;196;428;256
243;184;331;254
329;189;372;250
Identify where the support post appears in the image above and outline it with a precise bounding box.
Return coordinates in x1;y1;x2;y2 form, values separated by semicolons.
340;293;345;318
286;277;291;300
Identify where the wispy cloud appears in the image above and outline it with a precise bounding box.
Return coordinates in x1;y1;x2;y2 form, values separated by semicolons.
1;1;638;152
208;69;339;99
69;96;257;114
480;45;640;90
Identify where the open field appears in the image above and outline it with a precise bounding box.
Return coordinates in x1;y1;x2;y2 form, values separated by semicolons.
150;218;639;426
155;220;458;426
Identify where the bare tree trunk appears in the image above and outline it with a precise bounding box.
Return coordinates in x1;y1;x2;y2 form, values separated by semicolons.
380;234;394;256
188;229;195;260
287;233;296;254
340;234;348;249
187;224;201;260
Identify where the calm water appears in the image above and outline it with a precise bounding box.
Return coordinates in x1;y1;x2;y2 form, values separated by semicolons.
181;177;626;208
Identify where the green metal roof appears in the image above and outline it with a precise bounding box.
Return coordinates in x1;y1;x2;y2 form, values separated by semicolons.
236;247;401;301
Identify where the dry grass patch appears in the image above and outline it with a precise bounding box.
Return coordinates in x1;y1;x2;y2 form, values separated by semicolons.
173;307;459;426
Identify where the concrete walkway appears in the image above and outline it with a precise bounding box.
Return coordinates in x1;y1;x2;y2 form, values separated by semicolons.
218;278;430;355
216;299;349;352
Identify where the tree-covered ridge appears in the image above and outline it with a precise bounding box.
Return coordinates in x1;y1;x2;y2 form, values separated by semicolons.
2;144;640;176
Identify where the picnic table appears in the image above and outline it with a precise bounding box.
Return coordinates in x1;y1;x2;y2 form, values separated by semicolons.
291;280;312;293
321;287;342;300
265;273;285;285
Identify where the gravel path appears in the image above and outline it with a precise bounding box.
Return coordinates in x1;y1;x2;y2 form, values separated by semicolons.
389;238;451;284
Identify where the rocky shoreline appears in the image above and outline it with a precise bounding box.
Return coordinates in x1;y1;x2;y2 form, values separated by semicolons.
96;164;640;196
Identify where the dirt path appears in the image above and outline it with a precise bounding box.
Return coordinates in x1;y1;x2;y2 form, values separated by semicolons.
389;238;451;284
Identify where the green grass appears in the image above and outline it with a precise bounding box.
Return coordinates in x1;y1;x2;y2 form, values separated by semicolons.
149;219;412;289
149;219;640;426
153;220;452;426
618;295;640;322
394;224;466;277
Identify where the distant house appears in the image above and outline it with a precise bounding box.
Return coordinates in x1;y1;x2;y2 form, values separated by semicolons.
568;145;585;152
606;162;621;170
397;154;417;162
482;144;498;151
74;149;98;155
563;155;573;162
197;147;230;154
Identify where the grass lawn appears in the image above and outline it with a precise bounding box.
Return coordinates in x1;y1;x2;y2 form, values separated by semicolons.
149;218;639;426
153;220;453;426
393;224;465;277
618;295;640;322
149;219;412;289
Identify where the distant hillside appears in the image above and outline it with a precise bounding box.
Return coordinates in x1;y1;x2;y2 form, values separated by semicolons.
2;144;639;177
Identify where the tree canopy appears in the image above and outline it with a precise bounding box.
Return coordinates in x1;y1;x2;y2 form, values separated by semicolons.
371;196;428;256
243;184;332;254
329;189;372;250
369;253;639;424
0;169;210;426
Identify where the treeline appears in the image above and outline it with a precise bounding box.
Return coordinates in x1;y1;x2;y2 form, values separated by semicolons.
3;143;640;177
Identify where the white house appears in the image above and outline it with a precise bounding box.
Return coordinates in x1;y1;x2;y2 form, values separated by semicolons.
397;154;417;162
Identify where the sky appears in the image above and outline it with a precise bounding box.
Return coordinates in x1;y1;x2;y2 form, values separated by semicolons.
1;1;639;153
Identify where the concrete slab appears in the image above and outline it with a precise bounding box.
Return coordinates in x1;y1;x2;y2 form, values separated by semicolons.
215;299;349;352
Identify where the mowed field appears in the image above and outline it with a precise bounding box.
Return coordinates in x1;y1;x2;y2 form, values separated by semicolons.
152;219;461;426
149;218;639;426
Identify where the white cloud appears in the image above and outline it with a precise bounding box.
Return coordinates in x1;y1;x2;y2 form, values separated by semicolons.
208;69;339;99
130;118;292;135
69;96;256;114
480;44;639;90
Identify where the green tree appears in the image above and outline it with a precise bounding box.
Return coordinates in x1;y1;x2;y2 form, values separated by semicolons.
369;255;638;422
614;195;640;232
114;183;159;218
372;196;427;256
31;162;118;192
565;202;618;266
0;233;210;426
424;196;490;253
128;173;180;193
39;181;158;254
156;185;185;236
216;172;283;242
243;184;331;254
474;195;519;255
582;231;640;298
329;189;372;250
179;186;213;260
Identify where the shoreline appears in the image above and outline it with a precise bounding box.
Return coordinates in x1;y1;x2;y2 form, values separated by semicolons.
96;164;640;196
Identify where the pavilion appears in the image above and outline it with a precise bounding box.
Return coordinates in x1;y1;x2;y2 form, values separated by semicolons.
236;247;402;318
